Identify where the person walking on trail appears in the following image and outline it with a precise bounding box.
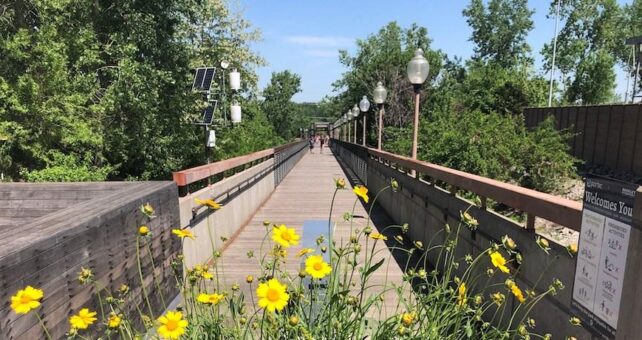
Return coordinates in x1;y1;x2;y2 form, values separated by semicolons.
320;135;325;154
309;136;315;153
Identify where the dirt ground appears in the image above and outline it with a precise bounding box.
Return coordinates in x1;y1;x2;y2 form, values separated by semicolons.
534;178;583;247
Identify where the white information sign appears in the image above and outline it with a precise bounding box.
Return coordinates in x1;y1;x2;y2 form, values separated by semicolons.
571;177;636;339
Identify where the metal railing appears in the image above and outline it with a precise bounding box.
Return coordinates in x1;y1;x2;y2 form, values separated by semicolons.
331;139;583;231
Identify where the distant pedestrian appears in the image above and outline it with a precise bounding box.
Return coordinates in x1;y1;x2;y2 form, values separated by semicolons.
309;137;314;153
320;135;325;153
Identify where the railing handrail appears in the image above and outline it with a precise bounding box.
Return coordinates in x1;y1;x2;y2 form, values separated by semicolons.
333;139;583;231
172;140;304;187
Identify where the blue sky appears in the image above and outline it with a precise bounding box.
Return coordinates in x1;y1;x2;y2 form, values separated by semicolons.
240;0;630;103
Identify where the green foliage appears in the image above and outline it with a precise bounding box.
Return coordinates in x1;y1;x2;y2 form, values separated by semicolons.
262;70;302;139
463;0;534;68
542;0;621;104
384;112;577;193
21;152;112;182
0;0;278;181
334;22;443;130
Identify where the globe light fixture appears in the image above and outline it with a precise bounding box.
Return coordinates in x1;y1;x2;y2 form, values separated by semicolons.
373;81;387;104
230;102;242;123
359;96;370;146
220;61;230;70
229;68;241;91
373;82;387;150
407;48;429;86
407;48;430;165
351;104;359;143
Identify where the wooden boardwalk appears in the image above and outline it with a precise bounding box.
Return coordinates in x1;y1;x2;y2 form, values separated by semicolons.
211;147;407;318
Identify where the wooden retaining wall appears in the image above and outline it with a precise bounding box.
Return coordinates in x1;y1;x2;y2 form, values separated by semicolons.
523;104;642;177
0;182;180;339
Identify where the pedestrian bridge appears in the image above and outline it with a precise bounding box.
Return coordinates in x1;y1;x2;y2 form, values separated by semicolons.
4;138;635;339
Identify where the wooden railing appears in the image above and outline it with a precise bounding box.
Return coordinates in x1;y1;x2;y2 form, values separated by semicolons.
332;139;583;231
172;140;307;196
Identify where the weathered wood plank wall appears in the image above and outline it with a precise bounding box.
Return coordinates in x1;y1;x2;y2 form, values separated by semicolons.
523;104;642;178
0;182;180;339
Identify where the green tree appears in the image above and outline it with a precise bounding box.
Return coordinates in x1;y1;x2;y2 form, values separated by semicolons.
262;70;302;139
542;0;621;104
0;0;274;181
462;0;534;68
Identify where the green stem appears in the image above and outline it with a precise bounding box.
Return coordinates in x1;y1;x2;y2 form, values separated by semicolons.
136;237;155;318
35;313;53;340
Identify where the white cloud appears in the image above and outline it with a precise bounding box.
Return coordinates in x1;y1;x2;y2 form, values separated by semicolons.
304;49;338;58
285;35;352;47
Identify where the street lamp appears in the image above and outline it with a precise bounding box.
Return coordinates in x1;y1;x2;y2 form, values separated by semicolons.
359;96;370;147
351;104;359;144
346;111;352;142
407;48;429;162
373;81;387;150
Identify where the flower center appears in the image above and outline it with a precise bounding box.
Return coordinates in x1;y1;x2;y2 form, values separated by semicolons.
165;319;178;331
267;288;280;302
20;295;32;304
313;262;323;271
281;232;291;241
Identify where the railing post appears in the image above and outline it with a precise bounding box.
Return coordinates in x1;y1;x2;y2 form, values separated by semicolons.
525;213;535;230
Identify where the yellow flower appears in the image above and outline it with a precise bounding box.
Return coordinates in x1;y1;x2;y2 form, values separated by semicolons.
271;224;300;248
369;232;387;241
491;292;505;305
10;286;44;314
502;235;517;250
296;248;314;257
256;278;290;312
569;317;581;326
353;185;369;203
489;251;510;273
139;225;150;236
78;267;93;284
305;255;332;279
246;275;254;283
510;283;525;303
335;178;346;189
141;203;155;216
289;315;300;326
400;312;416;326
197;293;224;305
567;243;578;255
69;308;98;330
457;282;467;306
107;313;122;329
158;311;188;339
201;271;214;280
172;228;195;240
461;211;479;229
195;198;222;210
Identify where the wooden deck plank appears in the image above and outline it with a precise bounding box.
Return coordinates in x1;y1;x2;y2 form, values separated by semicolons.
208;149;406;318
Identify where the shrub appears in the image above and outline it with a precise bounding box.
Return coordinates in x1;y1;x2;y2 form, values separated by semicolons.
20;152;112;182
385;111;577;194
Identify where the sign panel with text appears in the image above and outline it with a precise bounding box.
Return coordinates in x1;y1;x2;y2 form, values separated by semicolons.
571;176;636;339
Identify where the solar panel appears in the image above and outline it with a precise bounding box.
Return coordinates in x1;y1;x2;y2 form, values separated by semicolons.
192;67;216;91
192;69;206;90
200;100;217;125
202;68;215;91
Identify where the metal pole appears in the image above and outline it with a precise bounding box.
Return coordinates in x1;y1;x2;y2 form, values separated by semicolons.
411;88;421;161
362;113;366;146
348;121;351;142
625;45;633;103
378;104;384;150
547;0;561;107
633;46;641;103
353;119;357;144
